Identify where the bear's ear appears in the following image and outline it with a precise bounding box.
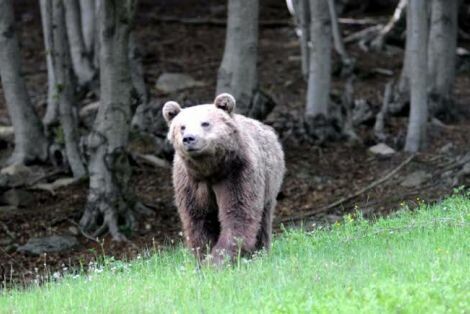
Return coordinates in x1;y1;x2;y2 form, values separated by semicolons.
214;93;236;114
162;101;181;124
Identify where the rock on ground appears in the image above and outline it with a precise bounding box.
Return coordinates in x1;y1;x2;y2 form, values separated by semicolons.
0;189;34;207
0;164;34;187
401;170;431;188
368;143;396;157
17;235;79;255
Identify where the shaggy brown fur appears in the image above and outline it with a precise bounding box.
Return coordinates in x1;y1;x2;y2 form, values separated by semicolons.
163;93;285;265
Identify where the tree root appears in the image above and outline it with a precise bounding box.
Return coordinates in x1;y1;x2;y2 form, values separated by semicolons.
78;196;153;241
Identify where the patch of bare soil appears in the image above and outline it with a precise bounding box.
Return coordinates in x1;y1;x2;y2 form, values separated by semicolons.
0;0;469;286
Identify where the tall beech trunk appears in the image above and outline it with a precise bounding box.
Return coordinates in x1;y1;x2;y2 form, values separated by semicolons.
427;0;458;116
129;31;150;130
79;0;95;55
391;1;412;114
0;0;48;164
93;0;101;68
63;0;95;86
291;0;311;80
306;0;332;117
216;0;259;116
404;0;429;152
51;0;86;178
40;0;59;127
327;0;352;73
80;0;137;241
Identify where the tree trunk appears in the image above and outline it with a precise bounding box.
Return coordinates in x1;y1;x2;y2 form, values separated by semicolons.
80;0;137;241
427;0;458;116
40;0;59;128
79;0;95;55
129;31;150;130
371;0;407;51
291;0;311;80
51;0;87;178
390;1;411;114
0;0;48;164
306;0;332;117
216;0;259;116
129;33;147;107
327;0;353;75
63;0;95;86
93;0;100;69
404;0;429;153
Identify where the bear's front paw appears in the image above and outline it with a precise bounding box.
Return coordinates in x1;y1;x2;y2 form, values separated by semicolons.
205;247;232;267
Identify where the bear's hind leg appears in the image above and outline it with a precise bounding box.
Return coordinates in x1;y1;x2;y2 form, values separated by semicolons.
256;200;274;251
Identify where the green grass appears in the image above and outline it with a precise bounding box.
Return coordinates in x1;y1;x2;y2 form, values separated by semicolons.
1;195;469;314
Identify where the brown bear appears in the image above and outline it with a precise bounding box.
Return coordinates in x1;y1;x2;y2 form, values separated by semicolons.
163;93;285;265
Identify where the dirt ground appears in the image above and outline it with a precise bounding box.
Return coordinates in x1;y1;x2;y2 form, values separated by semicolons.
1;0;469;286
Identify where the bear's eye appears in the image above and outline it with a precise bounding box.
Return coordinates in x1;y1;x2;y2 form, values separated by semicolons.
180;125;186;131
201;122;210;128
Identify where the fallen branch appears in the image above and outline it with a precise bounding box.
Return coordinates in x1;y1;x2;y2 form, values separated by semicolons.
281;155;415;223
133;153;171;169
344;25;383;44
27;169;65;186
440;154;470;173
29;177;82;195
338;18;378;25
430;118;470;131
370;0;407;50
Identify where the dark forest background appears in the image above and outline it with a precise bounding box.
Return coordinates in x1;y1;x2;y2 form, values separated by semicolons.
0;0;469;285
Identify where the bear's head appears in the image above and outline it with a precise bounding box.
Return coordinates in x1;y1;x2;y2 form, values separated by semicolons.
163;93;238;158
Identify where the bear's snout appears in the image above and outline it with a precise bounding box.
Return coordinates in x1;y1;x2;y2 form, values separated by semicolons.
182;134;199;150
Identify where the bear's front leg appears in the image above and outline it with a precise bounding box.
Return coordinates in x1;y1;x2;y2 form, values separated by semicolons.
210;179;264;265
174;174;219;261
179;210;219;261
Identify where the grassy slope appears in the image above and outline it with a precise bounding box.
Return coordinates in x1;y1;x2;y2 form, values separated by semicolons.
1;195;469;314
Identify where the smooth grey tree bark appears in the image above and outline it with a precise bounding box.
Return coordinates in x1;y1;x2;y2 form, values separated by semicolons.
291;0;311;80
390;1;412;114
79;0;95;55
427;0;458;115
63;0;95;86
306;0;332;117
0;0;48;164
81;0;137;241
216;0;259;116
40;0;59;127
93;0;100;68
371;0;407;51
129;32;150;130
405;0;429;152
327;0;353;73
51;0;87;178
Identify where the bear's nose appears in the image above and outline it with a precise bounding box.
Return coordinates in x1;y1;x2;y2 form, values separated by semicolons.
182;135;197;145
